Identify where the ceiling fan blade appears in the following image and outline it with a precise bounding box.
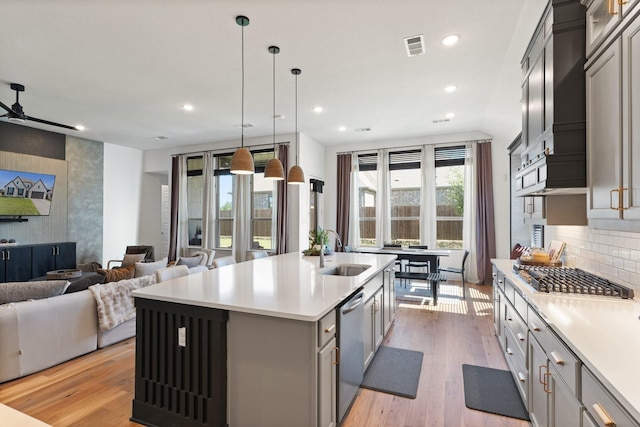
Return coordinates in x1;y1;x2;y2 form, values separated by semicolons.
26;115;78;130
0;100;15;114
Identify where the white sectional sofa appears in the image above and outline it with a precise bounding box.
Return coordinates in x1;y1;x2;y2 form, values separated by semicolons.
0;263;208;384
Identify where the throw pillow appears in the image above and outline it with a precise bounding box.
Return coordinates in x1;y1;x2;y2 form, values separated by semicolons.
0;280;71;304
134;257;168;278
97;263;136;283
177;255;203;268
121;253;146;267
64;273;105;294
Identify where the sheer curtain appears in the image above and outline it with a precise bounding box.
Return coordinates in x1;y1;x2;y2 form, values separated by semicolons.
420;145;437;248
376;149;391;246
201;152;216;251
335;153;351;251
462;143;479;283
176;155;189;258
232;174;252;262
348;154;361;248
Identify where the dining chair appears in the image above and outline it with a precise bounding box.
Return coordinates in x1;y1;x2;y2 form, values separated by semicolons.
247;250;269;260
213;256;237;268
438;250;469;298
406;245;430;272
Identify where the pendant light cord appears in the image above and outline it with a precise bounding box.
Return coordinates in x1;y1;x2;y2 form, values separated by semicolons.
273;48;276;148
295;72;298;165
241;23;245;148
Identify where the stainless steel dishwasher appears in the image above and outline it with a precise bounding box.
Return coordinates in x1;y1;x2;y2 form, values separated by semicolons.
337;289;365;423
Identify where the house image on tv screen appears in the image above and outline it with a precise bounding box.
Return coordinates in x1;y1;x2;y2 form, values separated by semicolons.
0;169;56;216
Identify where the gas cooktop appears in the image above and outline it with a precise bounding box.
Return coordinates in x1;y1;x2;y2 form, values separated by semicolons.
513;265;634;299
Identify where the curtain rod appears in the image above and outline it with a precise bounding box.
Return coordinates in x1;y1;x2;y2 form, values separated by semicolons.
335;138;491;156
172;141;290;158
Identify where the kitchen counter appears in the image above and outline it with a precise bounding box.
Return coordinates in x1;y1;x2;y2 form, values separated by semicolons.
493;259;640;421
133;251;396;321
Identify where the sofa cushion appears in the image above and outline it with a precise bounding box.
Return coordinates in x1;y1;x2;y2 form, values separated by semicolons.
97;263;135;282
121;252;146;267
0;280;70;304
134;257;168;278
64;273;105;294
177;255;203;268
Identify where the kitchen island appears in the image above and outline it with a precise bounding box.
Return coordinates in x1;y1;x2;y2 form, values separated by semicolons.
131;251;396;427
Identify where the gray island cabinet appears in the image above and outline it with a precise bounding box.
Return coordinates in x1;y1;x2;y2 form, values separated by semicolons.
131;252;396;427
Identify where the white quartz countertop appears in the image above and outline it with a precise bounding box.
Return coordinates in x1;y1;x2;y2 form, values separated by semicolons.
133;252;396;322
492;259;640;421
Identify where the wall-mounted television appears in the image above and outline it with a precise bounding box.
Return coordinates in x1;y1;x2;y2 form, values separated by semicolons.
0;168;56;216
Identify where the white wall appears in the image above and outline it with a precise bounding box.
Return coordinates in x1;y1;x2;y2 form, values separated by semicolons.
103;143;144;265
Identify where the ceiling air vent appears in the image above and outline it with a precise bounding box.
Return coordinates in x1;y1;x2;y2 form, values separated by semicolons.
404;34;424;57
432;119;451;124
235;123;254;128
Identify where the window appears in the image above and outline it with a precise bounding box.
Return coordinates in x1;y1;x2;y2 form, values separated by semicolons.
213;150;276;250
357;153;377;247
389;150;421;246
435;146;466;249
251;151;276;250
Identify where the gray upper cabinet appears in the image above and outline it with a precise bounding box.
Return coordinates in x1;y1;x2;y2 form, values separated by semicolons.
585;1;640;228
516;0;587;197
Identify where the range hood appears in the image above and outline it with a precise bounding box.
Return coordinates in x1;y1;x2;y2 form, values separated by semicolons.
514;150;586;197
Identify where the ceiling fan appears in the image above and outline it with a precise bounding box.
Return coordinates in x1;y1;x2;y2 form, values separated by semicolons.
0;83;78;131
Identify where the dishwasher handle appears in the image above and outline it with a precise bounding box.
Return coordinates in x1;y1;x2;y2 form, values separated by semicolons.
341;292;365;314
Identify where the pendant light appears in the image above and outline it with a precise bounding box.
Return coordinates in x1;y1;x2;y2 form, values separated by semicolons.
231;15;255;175
288;68;305;185
264;45;285;180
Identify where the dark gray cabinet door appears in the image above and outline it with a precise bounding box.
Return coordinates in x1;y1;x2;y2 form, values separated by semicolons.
1;246;32;282
31;243;77;278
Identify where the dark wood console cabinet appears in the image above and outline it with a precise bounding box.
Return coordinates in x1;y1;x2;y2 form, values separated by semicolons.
0;242;76;282
31;242;77;279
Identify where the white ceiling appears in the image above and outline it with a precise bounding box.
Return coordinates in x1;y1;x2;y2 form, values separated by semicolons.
0;0;546;151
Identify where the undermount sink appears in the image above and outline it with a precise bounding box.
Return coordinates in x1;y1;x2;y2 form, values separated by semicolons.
322;264;371;277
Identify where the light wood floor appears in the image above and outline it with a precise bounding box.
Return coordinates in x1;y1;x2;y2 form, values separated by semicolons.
0;282;530;427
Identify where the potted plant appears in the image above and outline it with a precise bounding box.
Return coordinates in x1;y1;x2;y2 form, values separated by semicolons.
306;227;330;255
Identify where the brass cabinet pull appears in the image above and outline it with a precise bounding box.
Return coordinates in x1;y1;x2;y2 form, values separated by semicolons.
518;372;527;383
334;346;340;365
517;332;526;342
507;347;514;356
550;351;565;365
610;188;628;211
324;324;336;334
538;364;547;385
618;0;628;5
530;322;541;332
592;402;616;426
543;371;552;393
609;0;619;15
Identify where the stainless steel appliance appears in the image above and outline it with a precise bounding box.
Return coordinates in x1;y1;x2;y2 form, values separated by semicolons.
513;265;634;299
337;290;365;423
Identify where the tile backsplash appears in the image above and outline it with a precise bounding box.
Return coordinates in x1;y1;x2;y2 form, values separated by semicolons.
547;226;640;294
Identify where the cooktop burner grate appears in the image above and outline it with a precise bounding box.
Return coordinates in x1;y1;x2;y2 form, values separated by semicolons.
512;265;634;299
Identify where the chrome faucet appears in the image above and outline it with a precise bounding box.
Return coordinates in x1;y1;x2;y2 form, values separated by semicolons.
326;230;343;251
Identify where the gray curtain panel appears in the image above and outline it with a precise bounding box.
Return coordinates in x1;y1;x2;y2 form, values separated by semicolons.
276;144;289;254
168;156;179;262
336;153;352;251
475;142;496;284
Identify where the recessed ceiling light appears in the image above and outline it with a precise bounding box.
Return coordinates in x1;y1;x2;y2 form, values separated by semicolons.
444;85;457;93
182;104;194;111
75;125;85;131
338;126;346;132
442;35;460;46
446;112;455;119
313;106;323;113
